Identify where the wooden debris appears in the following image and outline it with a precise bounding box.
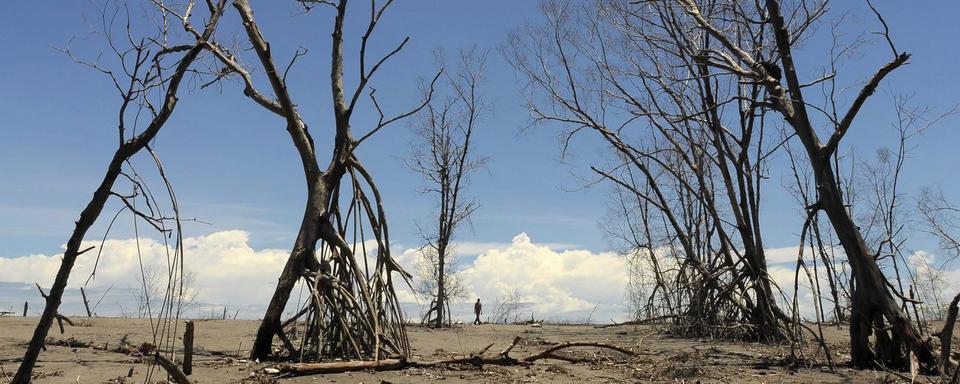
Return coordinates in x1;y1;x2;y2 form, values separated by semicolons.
153;352;190;384
276;359;406;375
54;314;74;335
183;321;195;376
273;336;635;376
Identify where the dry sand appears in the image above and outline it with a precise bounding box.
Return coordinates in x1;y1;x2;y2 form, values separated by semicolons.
0;316;929;383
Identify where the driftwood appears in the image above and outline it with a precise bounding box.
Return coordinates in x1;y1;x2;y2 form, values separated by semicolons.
594;315;677;328
153;352;190;384
43;336;187;383
277;359;406;375
274;336;634;376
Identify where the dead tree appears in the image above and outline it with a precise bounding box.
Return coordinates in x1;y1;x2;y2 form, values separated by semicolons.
128;265;200;319
936;294;960;374
169;0;438;360
854;98;955;328
783;139;851;325
920;189;960;265
409;51;487;328
505;0;792;341
671;0;936;371
916;135;960;322
13;2;227;382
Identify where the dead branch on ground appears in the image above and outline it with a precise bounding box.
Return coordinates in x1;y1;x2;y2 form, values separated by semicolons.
272;336;635;376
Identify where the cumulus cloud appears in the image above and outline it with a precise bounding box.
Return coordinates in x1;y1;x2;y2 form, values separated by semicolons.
907;250;959;318
0;230;630;322
6;228;951;325
763;245;845;266
0;231;290;315
458;233;629;322
446;240;580;258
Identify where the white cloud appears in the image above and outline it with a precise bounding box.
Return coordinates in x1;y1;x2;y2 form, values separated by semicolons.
0;230;627;322
0;231;290;311
458;233;629;322
908;250;960;317
766;247;959;321
448;240;580;258
4;229;950;324
763;245;845;265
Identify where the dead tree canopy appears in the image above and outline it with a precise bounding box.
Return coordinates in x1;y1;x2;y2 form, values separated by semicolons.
672;0;935;372
505;0;792;342
409;50;488;328
13;1;228;382
507;0;941;372
167;0;439;361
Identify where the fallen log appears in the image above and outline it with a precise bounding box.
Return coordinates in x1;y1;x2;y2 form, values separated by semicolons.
277;359;407;375
594;315;676;328
154;352;190;384
520;341;636;363
273;336;635;376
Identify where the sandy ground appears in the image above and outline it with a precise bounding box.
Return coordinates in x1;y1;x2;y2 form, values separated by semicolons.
0;316;934;383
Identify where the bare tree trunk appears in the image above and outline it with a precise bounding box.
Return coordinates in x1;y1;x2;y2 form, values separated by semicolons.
80;287;92;317
191;0;433;360
435;242;446;328
506;0;791;341
12;4;226;381
183;320;195;376
409;52;486;329
762;0;935;370
670;0;937;370
937;294;960;373
252;209;323;358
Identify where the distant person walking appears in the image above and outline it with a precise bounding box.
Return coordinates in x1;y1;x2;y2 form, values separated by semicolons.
473;298;482;325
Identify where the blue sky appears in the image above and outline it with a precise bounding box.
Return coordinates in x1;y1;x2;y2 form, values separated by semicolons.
0;1;613;257
1;1;959;320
